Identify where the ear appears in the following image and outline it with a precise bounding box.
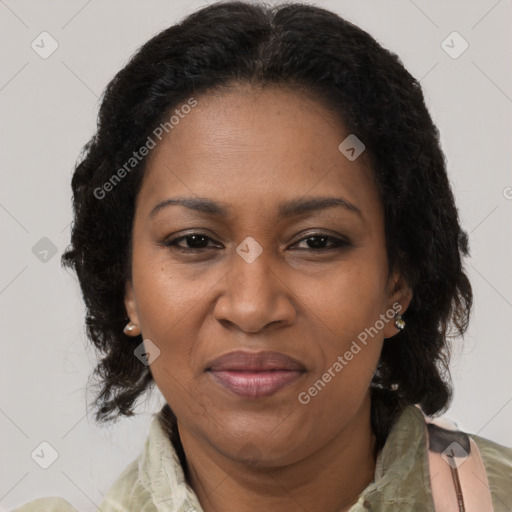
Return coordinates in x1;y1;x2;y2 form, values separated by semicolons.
382;270;413;339
124;280;141;337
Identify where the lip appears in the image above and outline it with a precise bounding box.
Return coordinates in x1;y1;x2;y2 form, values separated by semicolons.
206;350;307;400
206;350;306;372
208;369;306;399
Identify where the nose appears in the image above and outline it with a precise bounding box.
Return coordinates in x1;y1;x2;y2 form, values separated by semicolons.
213;244;297;334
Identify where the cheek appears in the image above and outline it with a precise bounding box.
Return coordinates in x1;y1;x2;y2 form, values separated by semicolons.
129;251;210;381
296;251;388;401
133;270;207;418
131;243;213;334
304;250;389;341
295;264;387;425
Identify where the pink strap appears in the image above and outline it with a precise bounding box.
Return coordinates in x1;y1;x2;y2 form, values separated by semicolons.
426;424;494;512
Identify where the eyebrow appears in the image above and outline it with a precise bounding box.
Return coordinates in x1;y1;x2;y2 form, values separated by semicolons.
149;196;363;219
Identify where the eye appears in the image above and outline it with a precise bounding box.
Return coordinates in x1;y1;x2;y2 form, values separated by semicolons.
293;233;350;251
163;233;220;251
163;232;350;253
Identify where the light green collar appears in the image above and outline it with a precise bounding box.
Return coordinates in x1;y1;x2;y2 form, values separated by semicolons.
349;405;433;511
139;405;432;512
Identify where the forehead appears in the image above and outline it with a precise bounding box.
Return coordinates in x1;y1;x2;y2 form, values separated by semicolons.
137;84;379;220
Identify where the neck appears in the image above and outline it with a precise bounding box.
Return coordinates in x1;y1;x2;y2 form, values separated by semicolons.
176;393;377;512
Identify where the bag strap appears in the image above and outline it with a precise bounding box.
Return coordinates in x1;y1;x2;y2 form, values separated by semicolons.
425;419;494;512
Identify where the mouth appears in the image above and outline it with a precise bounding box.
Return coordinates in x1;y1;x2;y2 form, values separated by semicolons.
207;369;306;399
205;350;307;399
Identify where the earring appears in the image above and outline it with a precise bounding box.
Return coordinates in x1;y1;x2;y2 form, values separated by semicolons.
394;313;405;331
123;322;138;335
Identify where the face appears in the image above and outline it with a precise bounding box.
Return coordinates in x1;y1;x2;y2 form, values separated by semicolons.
124;84;412;466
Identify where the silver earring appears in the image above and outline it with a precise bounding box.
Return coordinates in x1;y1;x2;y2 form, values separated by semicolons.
394;313;405;331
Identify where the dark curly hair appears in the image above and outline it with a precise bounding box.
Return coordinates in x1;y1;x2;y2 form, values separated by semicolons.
61;0;472;454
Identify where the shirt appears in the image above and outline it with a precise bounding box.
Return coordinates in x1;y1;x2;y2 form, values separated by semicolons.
12;405;512;511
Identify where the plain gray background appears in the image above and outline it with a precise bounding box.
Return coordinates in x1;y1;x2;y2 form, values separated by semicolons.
1;0;511;510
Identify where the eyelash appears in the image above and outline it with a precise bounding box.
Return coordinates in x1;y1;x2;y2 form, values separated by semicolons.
163;232;350;253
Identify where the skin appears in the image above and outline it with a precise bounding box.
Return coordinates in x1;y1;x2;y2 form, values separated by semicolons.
124;83;413;512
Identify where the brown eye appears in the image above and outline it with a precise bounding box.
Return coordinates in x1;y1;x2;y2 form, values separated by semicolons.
293;233;350;251
164;233;219;251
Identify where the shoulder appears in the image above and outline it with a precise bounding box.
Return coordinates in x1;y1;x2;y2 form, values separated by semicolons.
418;406;512;511
98;456;154;511
12;414;184;512
12;459;152;512
11;496;78;511
469;432;512;508
427;413;512;511
470;432;512;468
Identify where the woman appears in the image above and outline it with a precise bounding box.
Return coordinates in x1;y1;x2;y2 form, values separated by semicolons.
14;1;511;511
